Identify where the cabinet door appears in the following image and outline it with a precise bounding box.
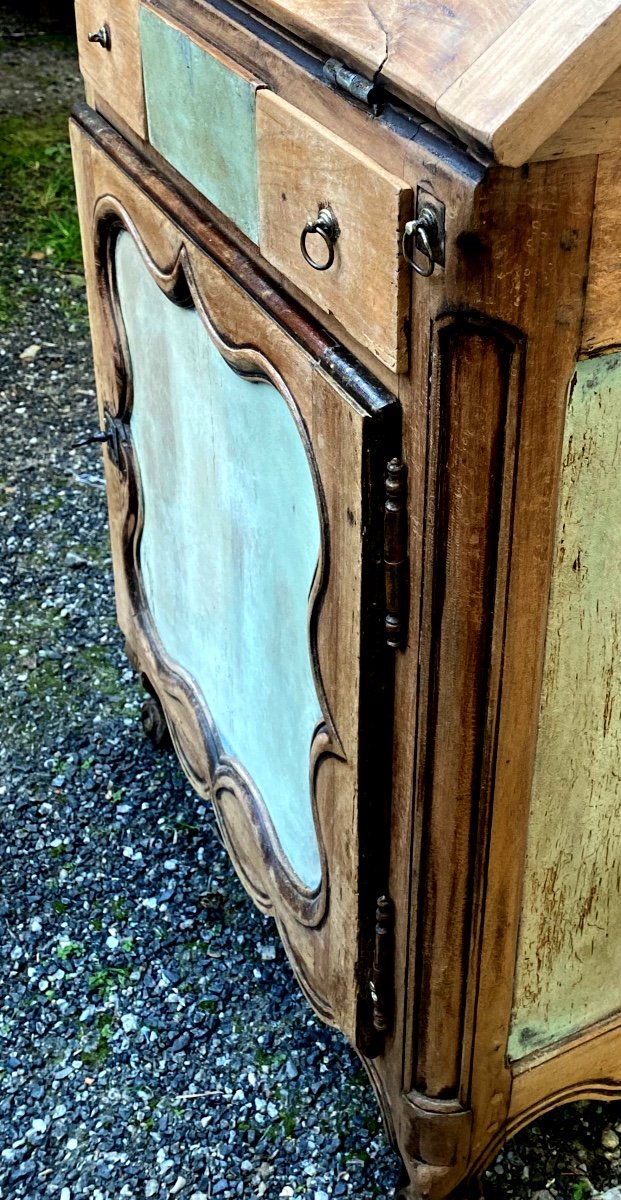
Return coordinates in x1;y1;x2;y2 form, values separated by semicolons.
70;108;400;1052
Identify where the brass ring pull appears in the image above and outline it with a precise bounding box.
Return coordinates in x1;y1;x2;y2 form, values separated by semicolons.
300;207;339;271
88;24;111;49
403;209;438;277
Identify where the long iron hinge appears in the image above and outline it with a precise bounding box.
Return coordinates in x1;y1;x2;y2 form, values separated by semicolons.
384;458;408;650
370;895;395;1036
323;58;383;112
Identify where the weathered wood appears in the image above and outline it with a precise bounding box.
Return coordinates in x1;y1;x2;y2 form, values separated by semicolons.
70;0;621;1192
70;111;399;1048
75;0;146;137
530;68;621;161
437;0;621;165
509;351;621;1060
140;6;263;242
257;91;412;372
582;153;621;355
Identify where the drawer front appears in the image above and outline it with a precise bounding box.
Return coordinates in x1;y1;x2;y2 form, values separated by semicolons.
140;6;262;244
75;0;146;138
257;93;412;374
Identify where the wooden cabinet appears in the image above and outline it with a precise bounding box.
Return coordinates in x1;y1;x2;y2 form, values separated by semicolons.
71;2;621;1196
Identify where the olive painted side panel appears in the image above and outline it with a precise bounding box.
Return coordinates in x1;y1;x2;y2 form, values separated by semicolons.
115;231;323;888
509;352;621;1060
140;6;260;243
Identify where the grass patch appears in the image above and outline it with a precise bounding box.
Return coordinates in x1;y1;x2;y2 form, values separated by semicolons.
0;110;82;321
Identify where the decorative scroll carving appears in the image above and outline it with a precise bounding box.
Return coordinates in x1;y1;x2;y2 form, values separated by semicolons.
95;197;343;929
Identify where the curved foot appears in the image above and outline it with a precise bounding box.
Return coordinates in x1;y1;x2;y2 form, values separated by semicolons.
140;695;171;750
394;1164;483;1200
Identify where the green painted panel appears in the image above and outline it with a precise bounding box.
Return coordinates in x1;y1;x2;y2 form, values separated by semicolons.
116;232;323;888
140;7;259;243
509;352;621;1061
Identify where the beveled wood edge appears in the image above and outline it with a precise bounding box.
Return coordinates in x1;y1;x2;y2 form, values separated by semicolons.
436;0;621;166
96;195;341;928
71;103;399;416
462;1016;621;1179
408;309;526;1099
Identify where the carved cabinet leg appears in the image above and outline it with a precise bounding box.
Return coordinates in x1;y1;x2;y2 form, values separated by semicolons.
140;690;171;751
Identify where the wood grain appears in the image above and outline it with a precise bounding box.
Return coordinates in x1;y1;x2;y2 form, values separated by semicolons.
582;153;621;355
438;0;621;165
71;108;399;1053
531;68;621;161
257;90;412;373
75;0;146;138
140;6;264;243
232;0;532;120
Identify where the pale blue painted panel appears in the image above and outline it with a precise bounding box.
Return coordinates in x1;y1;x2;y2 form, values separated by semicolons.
116;232;322;887
140;6;259;243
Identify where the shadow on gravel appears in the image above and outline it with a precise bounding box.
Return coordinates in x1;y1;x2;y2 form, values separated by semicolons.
0;6;620;1200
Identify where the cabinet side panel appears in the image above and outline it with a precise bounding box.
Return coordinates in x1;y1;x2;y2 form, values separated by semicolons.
509;352;621;1061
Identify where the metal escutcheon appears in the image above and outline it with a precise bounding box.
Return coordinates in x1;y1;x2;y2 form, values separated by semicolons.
403;208;439;277
300;207;339;271
88;24;111;49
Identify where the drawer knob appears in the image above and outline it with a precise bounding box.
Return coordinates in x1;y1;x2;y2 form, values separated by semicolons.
88;24;111;50
300;207;340;272
403;208;439;277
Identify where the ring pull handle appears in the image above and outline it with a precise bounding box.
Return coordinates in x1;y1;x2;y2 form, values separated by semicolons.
88;24;111;49
403;208;439;277
300;207;340;272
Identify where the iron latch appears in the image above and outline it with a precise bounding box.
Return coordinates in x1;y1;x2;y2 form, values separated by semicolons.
72;412;127;469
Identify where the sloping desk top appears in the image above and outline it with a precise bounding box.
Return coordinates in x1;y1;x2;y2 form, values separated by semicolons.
239;0;621;164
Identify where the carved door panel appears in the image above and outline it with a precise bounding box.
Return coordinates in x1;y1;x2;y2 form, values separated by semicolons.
71;109;399;1052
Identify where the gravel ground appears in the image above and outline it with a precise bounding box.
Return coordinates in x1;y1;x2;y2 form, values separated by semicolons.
1;9;621;1200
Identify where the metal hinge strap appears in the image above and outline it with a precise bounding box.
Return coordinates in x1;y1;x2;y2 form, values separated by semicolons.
370;895;395;1035
384;458;408;649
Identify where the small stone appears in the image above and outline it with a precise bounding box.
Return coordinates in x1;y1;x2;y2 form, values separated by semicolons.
30;917;42;933
259;943;276;962
30;1118;47;1134
145;1184;159;1198
213;1183;229;1196
64;551;88;569
279;1190;294;1198
60;1189;71;1200
285;1058;299;1080
314;1191;329;1200
122;1014;139;1033
596;1190;621;1200
20;344;41;362
170;1179;186;1196
602;1129;620;1151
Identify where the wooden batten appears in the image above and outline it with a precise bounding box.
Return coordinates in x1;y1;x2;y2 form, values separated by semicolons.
582;153;621;356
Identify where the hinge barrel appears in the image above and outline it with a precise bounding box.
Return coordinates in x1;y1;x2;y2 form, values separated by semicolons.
384;458;408;649
323;58;382;110
371;895;395;1035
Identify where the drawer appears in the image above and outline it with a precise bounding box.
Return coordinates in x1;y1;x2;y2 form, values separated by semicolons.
138;6;412;373
140;6;263;245
257;93;413;374
75;0;146;138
